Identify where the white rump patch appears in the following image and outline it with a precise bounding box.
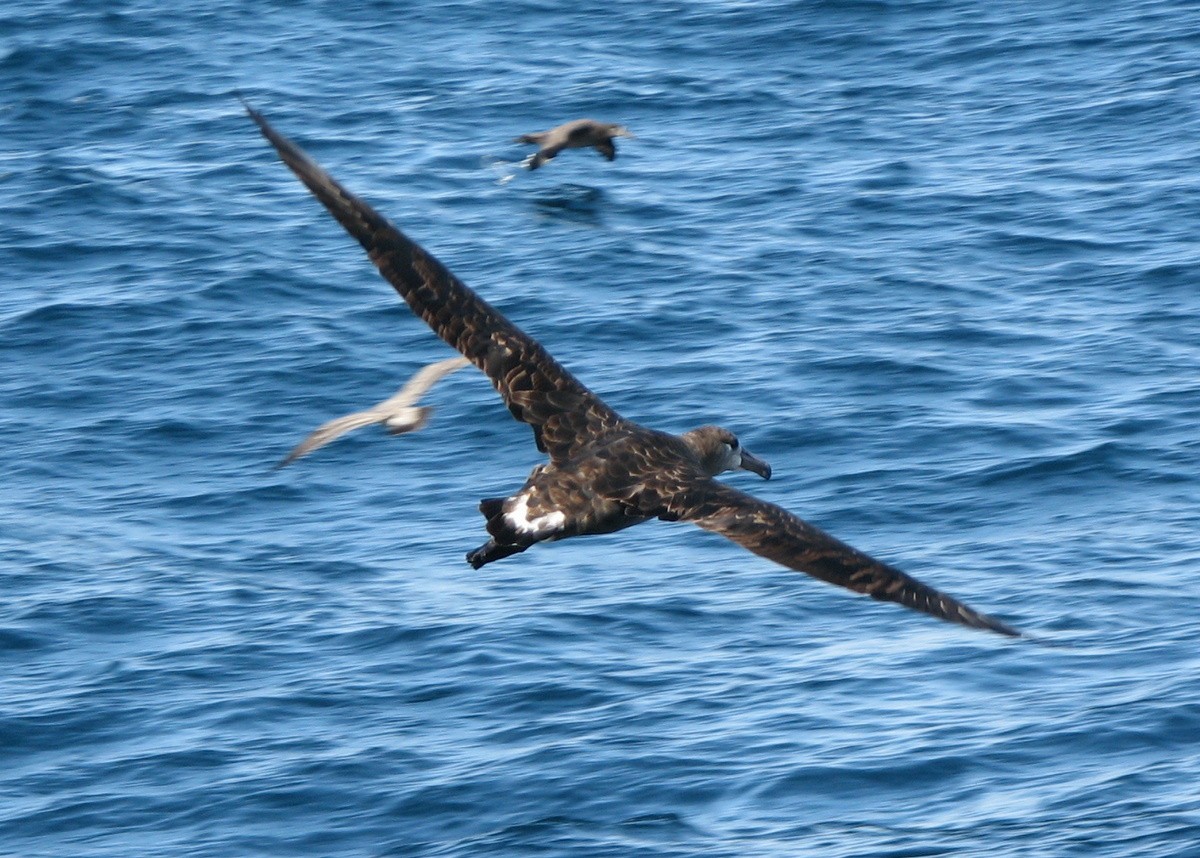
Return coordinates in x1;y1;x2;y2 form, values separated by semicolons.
504;493;566;537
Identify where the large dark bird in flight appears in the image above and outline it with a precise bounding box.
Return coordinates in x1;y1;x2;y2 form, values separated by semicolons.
244;103;1019;637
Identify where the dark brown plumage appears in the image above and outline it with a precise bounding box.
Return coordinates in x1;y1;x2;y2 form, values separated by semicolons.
245;102;1020;638
514;119;635;169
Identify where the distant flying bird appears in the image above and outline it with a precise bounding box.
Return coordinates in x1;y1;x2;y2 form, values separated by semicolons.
278;356;471;467
245;101;1019;637
514;119;635;170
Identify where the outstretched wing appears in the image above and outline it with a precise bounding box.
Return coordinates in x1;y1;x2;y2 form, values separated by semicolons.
388;355;472;406
245;103;624;462
277;409;386;468
629;476;1019;636
278;355;471;467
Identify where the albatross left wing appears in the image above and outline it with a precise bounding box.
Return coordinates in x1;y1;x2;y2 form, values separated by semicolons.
244;102;624;463
639;479;1020;636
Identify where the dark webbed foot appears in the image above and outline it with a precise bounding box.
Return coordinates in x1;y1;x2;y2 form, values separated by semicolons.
466;540;528;569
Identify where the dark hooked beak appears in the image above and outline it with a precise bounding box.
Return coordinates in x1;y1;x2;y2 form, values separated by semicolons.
739;449;772;480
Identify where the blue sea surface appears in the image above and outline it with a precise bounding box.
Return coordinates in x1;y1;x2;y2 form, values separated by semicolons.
3;1;1200;855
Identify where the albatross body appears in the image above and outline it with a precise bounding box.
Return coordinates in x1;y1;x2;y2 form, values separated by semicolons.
245;103;1019;637
515;119;634;169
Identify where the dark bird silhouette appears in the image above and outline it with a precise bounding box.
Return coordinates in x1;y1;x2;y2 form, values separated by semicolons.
277;355;471;467
514;119;635;170
244;102;1019;637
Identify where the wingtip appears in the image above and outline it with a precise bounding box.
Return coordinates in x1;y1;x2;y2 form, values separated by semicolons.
966;607;1022;638
991;618;1023;639
273;450;301;470
950;596;1021;638
238;95;269;133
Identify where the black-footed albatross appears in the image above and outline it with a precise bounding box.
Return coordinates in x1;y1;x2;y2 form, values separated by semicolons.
278;355;471;467
515;119;635;170
245;103;1019;637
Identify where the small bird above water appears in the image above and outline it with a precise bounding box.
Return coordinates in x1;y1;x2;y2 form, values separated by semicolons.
514;119;635;170
277;355;471;467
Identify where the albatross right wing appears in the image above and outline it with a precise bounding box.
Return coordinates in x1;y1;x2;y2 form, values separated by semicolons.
641;479;1020;636
245;103;624;463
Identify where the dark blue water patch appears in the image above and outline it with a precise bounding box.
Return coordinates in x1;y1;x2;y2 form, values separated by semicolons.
973;440;1174;489
984;229;1130;262
0;626;50;654
1139;260;1200;291
0;688;137;762
530;184;609;223
313;617;471;654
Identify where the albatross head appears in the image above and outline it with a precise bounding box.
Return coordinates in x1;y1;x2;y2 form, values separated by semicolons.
605;123;636;139
682;425;772;480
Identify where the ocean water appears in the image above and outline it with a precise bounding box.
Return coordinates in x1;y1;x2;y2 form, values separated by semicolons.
3;0;1200;854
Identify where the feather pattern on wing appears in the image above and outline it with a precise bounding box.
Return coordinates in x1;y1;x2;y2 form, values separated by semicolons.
635;478;1019;636
245;103;624;462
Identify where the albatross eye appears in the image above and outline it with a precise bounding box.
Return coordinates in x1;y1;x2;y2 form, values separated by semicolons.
729;437;739;451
